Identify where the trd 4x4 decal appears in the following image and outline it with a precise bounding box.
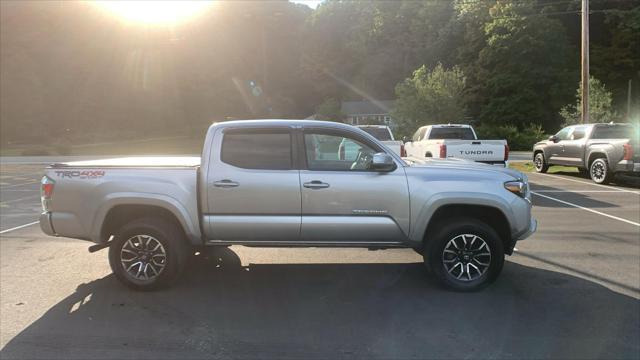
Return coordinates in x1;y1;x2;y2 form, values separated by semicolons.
54;170;105;179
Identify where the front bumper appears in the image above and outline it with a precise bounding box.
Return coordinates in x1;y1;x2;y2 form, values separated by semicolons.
516;217;537;241
39;212;56;236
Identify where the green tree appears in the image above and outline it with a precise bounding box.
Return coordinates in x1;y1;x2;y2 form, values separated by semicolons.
560;76;616;125
392;63;466;136
454;1;574;132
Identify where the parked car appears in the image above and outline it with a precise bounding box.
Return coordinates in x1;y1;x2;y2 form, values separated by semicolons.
404;124;509;166
40;120;536;291
533;123;639;184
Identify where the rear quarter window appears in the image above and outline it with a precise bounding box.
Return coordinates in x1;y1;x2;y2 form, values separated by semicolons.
591;125;637;140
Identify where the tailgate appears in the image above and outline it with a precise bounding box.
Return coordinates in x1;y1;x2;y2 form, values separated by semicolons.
381;140;403;156
444;140;507;162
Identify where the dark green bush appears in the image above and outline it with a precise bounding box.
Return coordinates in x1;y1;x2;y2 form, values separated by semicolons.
475;123;546;151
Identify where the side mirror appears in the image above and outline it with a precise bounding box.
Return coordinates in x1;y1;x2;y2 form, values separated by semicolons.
548;135;559;143
402;136;411;143
369;152;396;172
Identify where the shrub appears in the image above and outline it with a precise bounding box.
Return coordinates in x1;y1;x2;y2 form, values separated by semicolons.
475;123;546;151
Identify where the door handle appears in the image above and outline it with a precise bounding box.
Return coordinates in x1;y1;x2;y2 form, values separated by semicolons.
303;180;330;189
213;179;239;188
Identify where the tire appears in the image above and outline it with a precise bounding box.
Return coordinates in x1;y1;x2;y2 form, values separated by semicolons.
424;217;504;292
534;152;549;173
109;217;190;291
589;158;613;184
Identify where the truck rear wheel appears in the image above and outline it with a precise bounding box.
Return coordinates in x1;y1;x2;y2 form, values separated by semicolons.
424;217;504;291
590;158;613;184
109;217;190;291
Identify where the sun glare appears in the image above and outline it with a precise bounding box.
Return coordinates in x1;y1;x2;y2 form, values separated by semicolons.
93;1;213;25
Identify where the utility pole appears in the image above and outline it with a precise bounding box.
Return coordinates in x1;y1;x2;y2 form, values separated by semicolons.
581;0;589;124
627;79;632;121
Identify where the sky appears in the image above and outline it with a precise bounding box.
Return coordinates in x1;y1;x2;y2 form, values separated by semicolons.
290;0;323;9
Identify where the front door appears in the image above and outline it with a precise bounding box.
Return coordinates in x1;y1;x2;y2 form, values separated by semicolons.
299;128;410;245
562;126;588;166
547;126;573;165
205;127;301;242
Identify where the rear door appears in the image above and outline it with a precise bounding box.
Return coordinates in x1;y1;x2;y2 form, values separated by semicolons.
205;127;301;242
299;127;410;245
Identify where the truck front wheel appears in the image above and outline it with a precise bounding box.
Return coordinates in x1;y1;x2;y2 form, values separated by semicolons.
424;218;504;291
109;217;190;291
534;152;549;173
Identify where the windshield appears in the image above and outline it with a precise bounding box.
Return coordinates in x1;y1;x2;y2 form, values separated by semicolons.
359;127;393;141
428;128;476;140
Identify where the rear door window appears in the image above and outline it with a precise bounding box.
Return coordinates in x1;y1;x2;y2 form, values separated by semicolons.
221;129;292;170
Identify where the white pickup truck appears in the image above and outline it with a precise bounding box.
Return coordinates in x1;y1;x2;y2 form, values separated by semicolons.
339;125;405;159
404;124;508;166
356;125;406;157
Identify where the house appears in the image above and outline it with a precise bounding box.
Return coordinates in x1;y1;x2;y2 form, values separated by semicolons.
341;100;395;127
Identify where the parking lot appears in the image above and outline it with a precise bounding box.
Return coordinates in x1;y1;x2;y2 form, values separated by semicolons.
1;163;639;359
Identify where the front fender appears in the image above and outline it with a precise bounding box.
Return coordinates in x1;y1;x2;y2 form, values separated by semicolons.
90;192;202;245
409;192;514;243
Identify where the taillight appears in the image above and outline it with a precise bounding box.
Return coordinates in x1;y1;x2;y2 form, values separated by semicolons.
623;143;633;161
504;144;510;162
41;176;55;211
400;144;407;157
439;144;447;158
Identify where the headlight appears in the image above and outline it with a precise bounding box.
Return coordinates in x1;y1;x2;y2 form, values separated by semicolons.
504;180;527;198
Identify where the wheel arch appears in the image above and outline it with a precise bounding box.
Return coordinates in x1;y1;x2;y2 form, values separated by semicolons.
93;194;202;245
587;151;609;168
415;202;514;255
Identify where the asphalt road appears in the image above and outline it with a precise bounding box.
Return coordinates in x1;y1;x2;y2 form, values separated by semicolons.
0;164;638;359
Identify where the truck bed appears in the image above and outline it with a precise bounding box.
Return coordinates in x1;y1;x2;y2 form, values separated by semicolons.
54;156;201;168
42;157;201;244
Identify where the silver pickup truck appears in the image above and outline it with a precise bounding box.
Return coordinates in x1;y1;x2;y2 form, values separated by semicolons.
533;123;639;184
40;120;536;291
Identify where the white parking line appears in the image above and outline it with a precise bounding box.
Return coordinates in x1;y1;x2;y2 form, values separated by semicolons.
531;173;639;194
0;194;40;205
532;190;639;193
1;189;40;192
0;180;39;189
0;221;39;234
532;191;640;227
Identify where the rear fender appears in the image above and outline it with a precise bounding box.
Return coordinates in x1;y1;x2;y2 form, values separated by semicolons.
91;193;202;245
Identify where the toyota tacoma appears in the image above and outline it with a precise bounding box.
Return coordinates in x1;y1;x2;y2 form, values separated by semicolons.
40;120;536;291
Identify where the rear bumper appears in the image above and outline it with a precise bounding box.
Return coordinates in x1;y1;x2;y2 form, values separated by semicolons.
615;160;640;173
477;160;507;167
39;212;56;236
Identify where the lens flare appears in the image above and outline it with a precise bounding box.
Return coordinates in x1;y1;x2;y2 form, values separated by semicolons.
92;1;213;25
